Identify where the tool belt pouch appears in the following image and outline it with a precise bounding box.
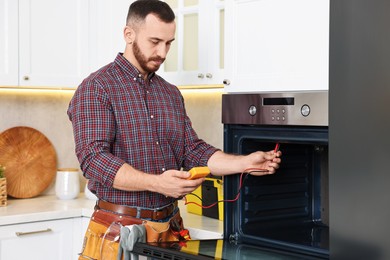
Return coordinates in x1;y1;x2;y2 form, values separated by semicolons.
143;210;190;242
79;210;142;260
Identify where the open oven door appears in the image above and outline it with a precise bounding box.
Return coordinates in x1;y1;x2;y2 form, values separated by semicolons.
223;124;329;259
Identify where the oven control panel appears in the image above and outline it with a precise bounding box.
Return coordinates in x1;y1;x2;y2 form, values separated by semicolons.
222;91;328;126
261;103;312;124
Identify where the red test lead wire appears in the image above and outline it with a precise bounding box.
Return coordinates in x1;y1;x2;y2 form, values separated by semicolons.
184;142;281;209
274;142;280;153
184;172;246;209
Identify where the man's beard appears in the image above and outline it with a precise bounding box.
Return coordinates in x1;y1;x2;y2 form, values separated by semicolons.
133;40;165;73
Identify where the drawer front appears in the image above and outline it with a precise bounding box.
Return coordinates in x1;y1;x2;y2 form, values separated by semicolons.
0;218;76;260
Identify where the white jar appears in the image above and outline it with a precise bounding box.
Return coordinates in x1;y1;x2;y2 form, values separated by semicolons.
55;168;80;200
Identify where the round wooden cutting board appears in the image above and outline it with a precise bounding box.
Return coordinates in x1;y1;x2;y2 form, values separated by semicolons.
0;126;57;198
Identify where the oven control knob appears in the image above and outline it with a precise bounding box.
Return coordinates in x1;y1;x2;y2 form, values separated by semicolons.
301;104;310;117
248;105;257;116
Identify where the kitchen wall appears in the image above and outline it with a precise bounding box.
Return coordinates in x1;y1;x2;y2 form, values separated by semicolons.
0;88;223;196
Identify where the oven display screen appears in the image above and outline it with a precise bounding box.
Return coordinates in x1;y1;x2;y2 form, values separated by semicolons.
263;97;294;106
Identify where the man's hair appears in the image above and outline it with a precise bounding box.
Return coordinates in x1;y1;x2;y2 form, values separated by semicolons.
126;0;175;26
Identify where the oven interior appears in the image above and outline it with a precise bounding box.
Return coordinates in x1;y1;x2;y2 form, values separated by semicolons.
223;125;329;258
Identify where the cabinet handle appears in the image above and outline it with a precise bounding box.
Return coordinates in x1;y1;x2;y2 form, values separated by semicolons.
197;73;204;79
23;76;29;81
15;228;52;237
206;73;213;79
223;79;230;85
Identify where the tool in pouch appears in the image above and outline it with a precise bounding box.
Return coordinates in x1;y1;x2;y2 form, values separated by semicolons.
170;218;191;241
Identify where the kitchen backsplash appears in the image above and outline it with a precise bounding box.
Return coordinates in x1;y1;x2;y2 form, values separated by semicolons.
0;88;223;195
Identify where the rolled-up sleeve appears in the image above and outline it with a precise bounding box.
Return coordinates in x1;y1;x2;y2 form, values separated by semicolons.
68;78;124;187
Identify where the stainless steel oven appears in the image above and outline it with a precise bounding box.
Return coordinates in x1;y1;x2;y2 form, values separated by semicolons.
222;91;329;258
132;91;329;259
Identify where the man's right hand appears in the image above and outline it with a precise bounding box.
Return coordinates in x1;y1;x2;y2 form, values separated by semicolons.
153;169;205;198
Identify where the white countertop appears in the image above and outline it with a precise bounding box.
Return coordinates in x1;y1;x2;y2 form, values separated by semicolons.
0;194;223;239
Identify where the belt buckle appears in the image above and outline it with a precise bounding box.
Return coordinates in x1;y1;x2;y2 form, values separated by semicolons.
152;203;173;220
136;207;142;219
152;207;166;220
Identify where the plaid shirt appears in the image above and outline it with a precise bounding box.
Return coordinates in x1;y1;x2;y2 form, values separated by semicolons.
68;53;219;208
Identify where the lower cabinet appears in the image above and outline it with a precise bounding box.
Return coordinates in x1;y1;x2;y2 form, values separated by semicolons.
0;218;83;260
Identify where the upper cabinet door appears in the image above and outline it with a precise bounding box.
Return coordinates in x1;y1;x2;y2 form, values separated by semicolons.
224;0;329;93
18;0;90;88
0;0;19;86
158;0;225;86
89;0;133;73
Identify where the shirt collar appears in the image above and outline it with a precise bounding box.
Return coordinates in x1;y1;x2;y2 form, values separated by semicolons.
115;53;156;81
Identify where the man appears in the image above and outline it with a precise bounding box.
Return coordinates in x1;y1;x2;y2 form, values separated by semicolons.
68;0;281;259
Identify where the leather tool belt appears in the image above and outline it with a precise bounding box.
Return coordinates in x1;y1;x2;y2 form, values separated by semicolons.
95;200;178;221
78;208;188;260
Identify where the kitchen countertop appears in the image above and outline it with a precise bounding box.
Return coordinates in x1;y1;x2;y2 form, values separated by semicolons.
0;194;223;239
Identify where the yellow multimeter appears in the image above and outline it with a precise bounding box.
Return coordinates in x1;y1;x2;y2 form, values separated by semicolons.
187;167;210;180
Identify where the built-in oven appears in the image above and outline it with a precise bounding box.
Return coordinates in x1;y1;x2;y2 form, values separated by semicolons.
222;91;329;258
132;91;329;259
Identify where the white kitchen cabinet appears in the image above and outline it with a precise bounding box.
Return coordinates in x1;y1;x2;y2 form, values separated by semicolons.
1;0;225;88
17;0;91;88
224;0;329;93
0;0;91;88
88;0;134;72
81;216;90;239
0;0;19;86
1;0;126;89
0;218;81;260
159;0;225;86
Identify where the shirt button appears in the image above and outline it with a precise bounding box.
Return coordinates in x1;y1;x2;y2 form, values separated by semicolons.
146;90;150;94
162;168;166;172
156;141;159;145
150;115;154;119
133;77;136;81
